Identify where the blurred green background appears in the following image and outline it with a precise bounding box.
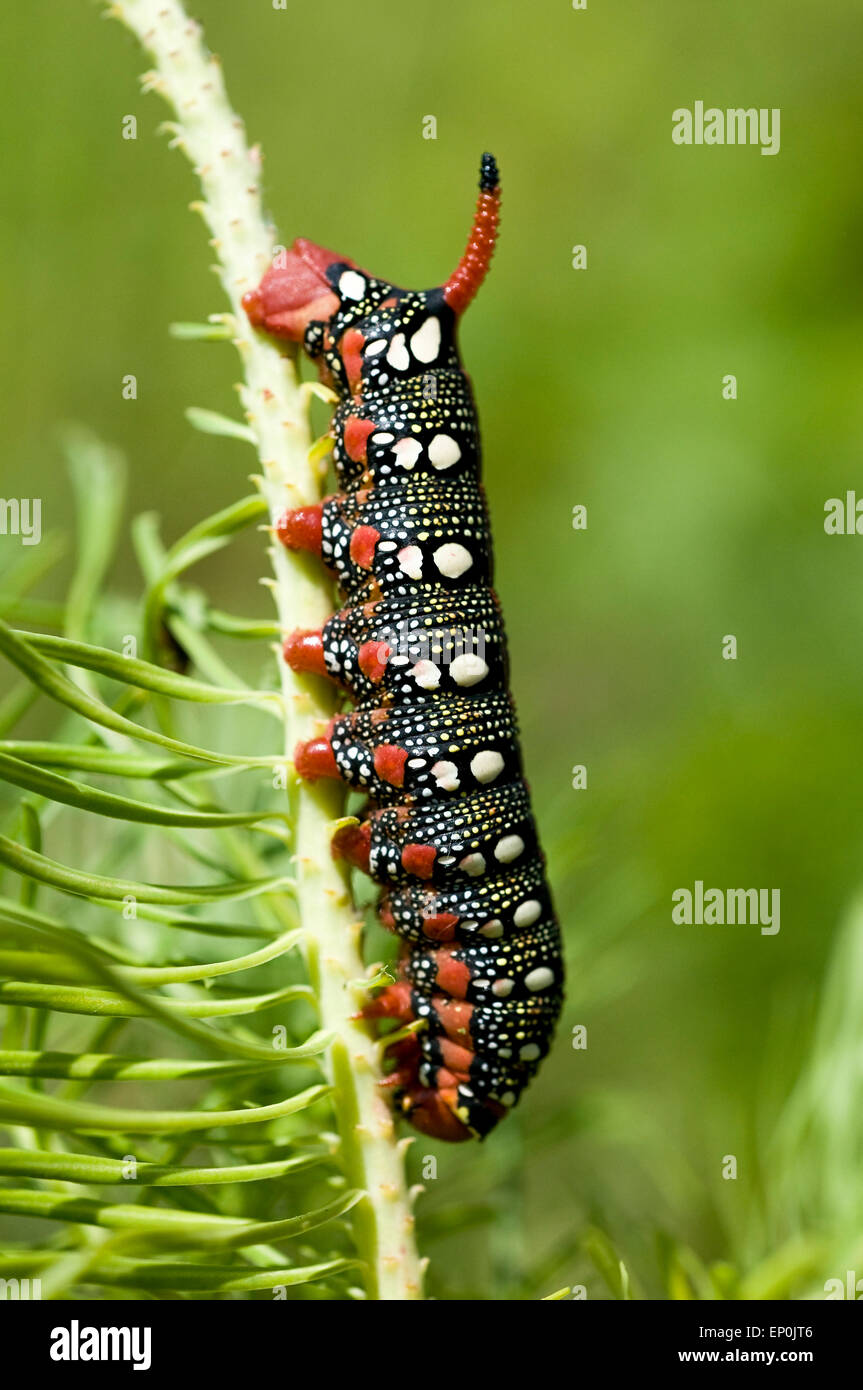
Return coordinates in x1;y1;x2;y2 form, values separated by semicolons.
3;0;863;1297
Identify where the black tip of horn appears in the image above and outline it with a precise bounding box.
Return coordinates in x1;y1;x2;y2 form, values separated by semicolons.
479;152;499;193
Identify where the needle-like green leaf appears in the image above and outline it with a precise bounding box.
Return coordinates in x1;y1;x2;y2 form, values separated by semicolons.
0;837;291;904
0;751;286;828
0;618;284;766
0;1080;331;1134
0;1146;325;1185
19;631;279;708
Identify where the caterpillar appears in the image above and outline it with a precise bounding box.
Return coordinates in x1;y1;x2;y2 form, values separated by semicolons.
243;154;563;1141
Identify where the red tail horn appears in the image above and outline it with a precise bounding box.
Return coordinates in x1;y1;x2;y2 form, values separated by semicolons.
443;153;501;316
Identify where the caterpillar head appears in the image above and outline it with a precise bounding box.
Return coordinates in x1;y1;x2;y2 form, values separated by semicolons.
242;237;350;343
243;154;501;394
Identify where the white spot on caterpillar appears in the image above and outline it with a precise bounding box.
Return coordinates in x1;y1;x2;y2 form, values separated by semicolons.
479;919;504;938
433;542;473;578
471;750;504;784
410;659;440;690
431;759;460;791
450;653;488;686
494;834;525;863
492;978;514;998
339;270;366;300
410;315;441;363
514;899;542;927
525;967;555;992
459;852;486;877
371;429;393;440
519;1043;541;1062
398;545;423;579
386;333;410;370
408;757;427;769
392;437;422;469
428;433;462;469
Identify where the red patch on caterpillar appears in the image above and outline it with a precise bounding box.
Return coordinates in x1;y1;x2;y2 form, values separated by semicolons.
331;820;371;871
379;1062;416;1092
435;1066;464;1089
401;843;437;879
349;525;380;570
401;1086;472;1142
294;736;339;782
384;1034;421;1066
362;981;412;1022
421;911;460;942
438;1037;475;1075
358;640;390;683
344;416;376;463
430;948;472;998
339;328;365;396
275;503;324;555
283;628;328;678
379;1069;406;1092
379;1034;421;1090
373;744;408;787
432;996;474;1043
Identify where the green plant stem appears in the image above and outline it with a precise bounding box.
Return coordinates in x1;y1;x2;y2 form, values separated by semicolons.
105;0;422;1299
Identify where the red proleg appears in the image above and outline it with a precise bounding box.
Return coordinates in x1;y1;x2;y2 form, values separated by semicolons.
275;504;323;555
294;736;339;782
283;628;327;678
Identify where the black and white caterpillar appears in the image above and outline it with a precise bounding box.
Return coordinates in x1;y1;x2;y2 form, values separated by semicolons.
244;155;563;1140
